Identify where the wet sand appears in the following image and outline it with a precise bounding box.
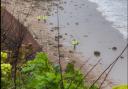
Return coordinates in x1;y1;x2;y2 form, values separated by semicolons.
47;0;127;86
2;0;127;89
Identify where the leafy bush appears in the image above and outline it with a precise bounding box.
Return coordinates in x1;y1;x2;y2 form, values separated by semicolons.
1;52;99;89
1;51;13;89
20;52;98;89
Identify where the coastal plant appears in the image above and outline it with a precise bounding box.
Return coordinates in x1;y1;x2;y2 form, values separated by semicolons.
1;51;8;63
1;45;127;89
112;85;128;89
20;52;99;89
1;51;99;89
1;51;13;89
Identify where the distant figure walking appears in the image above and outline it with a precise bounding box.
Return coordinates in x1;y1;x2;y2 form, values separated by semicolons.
71;39;79;51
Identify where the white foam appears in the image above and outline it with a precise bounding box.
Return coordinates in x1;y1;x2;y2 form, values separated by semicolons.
88;0;127;39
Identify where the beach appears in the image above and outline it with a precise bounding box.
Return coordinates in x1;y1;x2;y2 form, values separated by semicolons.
2;0;127;88
47;0;127;85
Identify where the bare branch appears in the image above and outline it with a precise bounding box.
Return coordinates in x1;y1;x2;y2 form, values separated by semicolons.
89;44;128;89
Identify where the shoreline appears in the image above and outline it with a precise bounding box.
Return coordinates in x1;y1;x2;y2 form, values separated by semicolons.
48;0;127;85
87;0;127;39
2;0;127;89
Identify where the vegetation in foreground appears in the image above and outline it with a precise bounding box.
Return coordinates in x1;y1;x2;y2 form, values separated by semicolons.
1;51;99;89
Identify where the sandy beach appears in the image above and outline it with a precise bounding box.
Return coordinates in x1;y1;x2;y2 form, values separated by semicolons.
2;0;127;89
47;0;127;86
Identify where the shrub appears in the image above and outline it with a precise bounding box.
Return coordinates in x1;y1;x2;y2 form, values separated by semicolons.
1;52;99;89
20;52;98;89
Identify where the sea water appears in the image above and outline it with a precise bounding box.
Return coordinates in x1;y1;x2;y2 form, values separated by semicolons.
88;0;127;39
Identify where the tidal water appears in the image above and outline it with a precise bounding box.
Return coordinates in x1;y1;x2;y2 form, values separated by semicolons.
89;0;127;39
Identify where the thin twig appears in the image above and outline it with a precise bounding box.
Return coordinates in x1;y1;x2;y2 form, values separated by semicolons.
89;44;128;89
56;3;64;89
74;59;102;89
99;61;116;89
79;59;90;70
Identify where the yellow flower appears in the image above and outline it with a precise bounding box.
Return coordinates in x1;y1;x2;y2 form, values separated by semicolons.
1;52;7;61
112;85;128;89
1;63;12;76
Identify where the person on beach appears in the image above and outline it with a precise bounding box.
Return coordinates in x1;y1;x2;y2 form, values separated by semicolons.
72;39;79;51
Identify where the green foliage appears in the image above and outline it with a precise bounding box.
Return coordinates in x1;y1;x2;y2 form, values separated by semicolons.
21;52;52;73
65;62;75;73
1;63;12;76
112;85;128;89
1;51;13;89
1;52;99;89
21;52;60;89
20;52;98;89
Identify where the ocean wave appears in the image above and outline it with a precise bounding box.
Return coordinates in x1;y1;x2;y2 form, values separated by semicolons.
88;0;127;39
